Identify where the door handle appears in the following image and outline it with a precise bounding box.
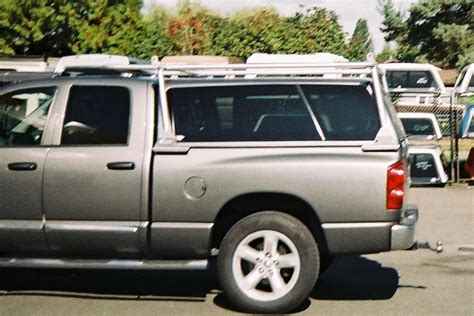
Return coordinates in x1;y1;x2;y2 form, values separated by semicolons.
8;162;37;171
106;162;135;170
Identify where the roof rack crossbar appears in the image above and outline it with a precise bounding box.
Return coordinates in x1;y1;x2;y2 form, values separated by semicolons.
162;69;372;77
159;62;375;71
70;61;373;70
59;61;376;79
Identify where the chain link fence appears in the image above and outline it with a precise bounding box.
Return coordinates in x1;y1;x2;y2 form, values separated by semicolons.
394;98;474;182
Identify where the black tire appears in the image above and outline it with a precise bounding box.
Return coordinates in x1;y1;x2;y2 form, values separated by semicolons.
217;211;319;313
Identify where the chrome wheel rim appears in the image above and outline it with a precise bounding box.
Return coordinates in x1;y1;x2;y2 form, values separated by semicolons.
231;230;301;301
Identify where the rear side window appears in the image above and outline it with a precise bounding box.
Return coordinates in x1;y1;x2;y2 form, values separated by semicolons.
169;85;320;142
61;86;130;145
301;85;381;140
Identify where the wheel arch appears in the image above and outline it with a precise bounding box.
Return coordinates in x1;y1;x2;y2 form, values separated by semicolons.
211;192;329;254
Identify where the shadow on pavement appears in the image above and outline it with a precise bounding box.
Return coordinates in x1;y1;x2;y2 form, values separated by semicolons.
0;267;219;301
0;255;403;311
312;255;400;300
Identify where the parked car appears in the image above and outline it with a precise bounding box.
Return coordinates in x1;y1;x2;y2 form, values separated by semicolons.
0;57;418;313
408;145;449;187
398;112;442;140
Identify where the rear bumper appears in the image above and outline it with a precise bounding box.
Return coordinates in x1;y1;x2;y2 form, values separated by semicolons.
390;204;418;250
321;204;418;255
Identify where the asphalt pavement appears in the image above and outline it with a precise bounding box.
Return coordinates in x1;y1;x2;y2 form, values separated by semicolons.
0;184;473;315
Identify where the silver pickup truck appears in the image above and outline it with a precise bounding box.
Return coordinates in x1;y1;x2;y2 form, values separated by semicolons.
0;61;417;313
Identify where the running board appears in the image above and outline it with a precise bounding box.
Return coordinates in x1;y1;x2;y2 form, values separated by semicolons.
0;257;209;270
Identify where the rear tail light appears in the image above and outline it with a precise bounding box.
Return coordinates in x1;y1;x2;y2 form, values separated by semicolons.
387;160;406;210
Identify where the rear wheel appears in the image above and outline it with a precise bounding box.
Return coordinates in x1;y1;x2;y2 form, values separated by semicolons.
217;211;319;313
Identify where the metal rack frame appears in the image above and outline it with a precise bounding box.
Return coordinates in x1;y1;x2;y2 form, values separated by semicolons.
59;59;386;140
100;61;376;77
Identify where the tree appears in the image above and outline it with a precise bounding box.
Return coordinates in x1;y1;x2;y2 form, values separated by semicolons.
0;0;73;56
376;43;397;63
60;0;148;57
0;0;150;58
347;19;373;61
378;0;473;68
166;0;221;55
1;0;353;61
211;8;285;58
143;5;175;57
211;6;349;60
282;7;347;56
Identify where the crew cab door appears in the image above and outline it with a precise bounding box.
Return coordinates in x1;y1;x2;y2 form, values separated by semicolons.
0;85;57;254
43;83;150;257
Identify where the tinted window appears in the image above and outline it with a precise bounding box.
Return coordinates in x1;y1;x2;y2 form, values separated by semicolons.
169;85;320;142
301;85;381;140
0;87;55;146
387;71;436;89
400;118;435;136
61;86;130;145
410;154;438;178
388;71;407;88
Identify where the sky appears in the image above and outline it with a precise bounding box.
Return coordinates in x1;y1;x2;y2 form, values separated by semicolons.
143;0;418;53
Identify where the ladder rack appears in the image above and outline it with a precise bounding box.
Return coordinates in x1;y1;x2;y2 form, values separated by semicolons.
58;57;385;141
62;61;377;79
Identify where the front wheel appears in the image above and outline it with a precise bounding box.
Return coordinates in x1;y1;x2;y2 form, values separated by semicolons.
217;211;319;313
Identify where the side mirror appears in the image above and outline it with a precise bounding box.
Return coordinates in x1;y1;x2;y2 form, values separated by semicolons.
63;121;96;134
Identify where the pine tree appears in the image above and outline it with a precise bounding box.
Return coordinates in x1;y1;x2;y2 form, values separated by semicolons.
347;18;373;61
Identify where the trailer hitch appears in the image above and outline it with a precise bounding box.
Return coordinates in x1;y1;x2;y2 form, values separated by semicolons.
410;241;443;253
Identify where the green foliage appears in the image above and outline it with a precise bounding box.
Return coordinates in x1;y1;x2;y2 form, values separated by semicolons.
378;0;406;42
0;0;148;58
347;19;373;61
0;0;71;56
143;3;351;60
69;0;147;57
281;7;347;56
211;8;286;58
0;0;365;61
376;43;397;63
378;0;473;68
142;5;174;57
167;0;222;55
